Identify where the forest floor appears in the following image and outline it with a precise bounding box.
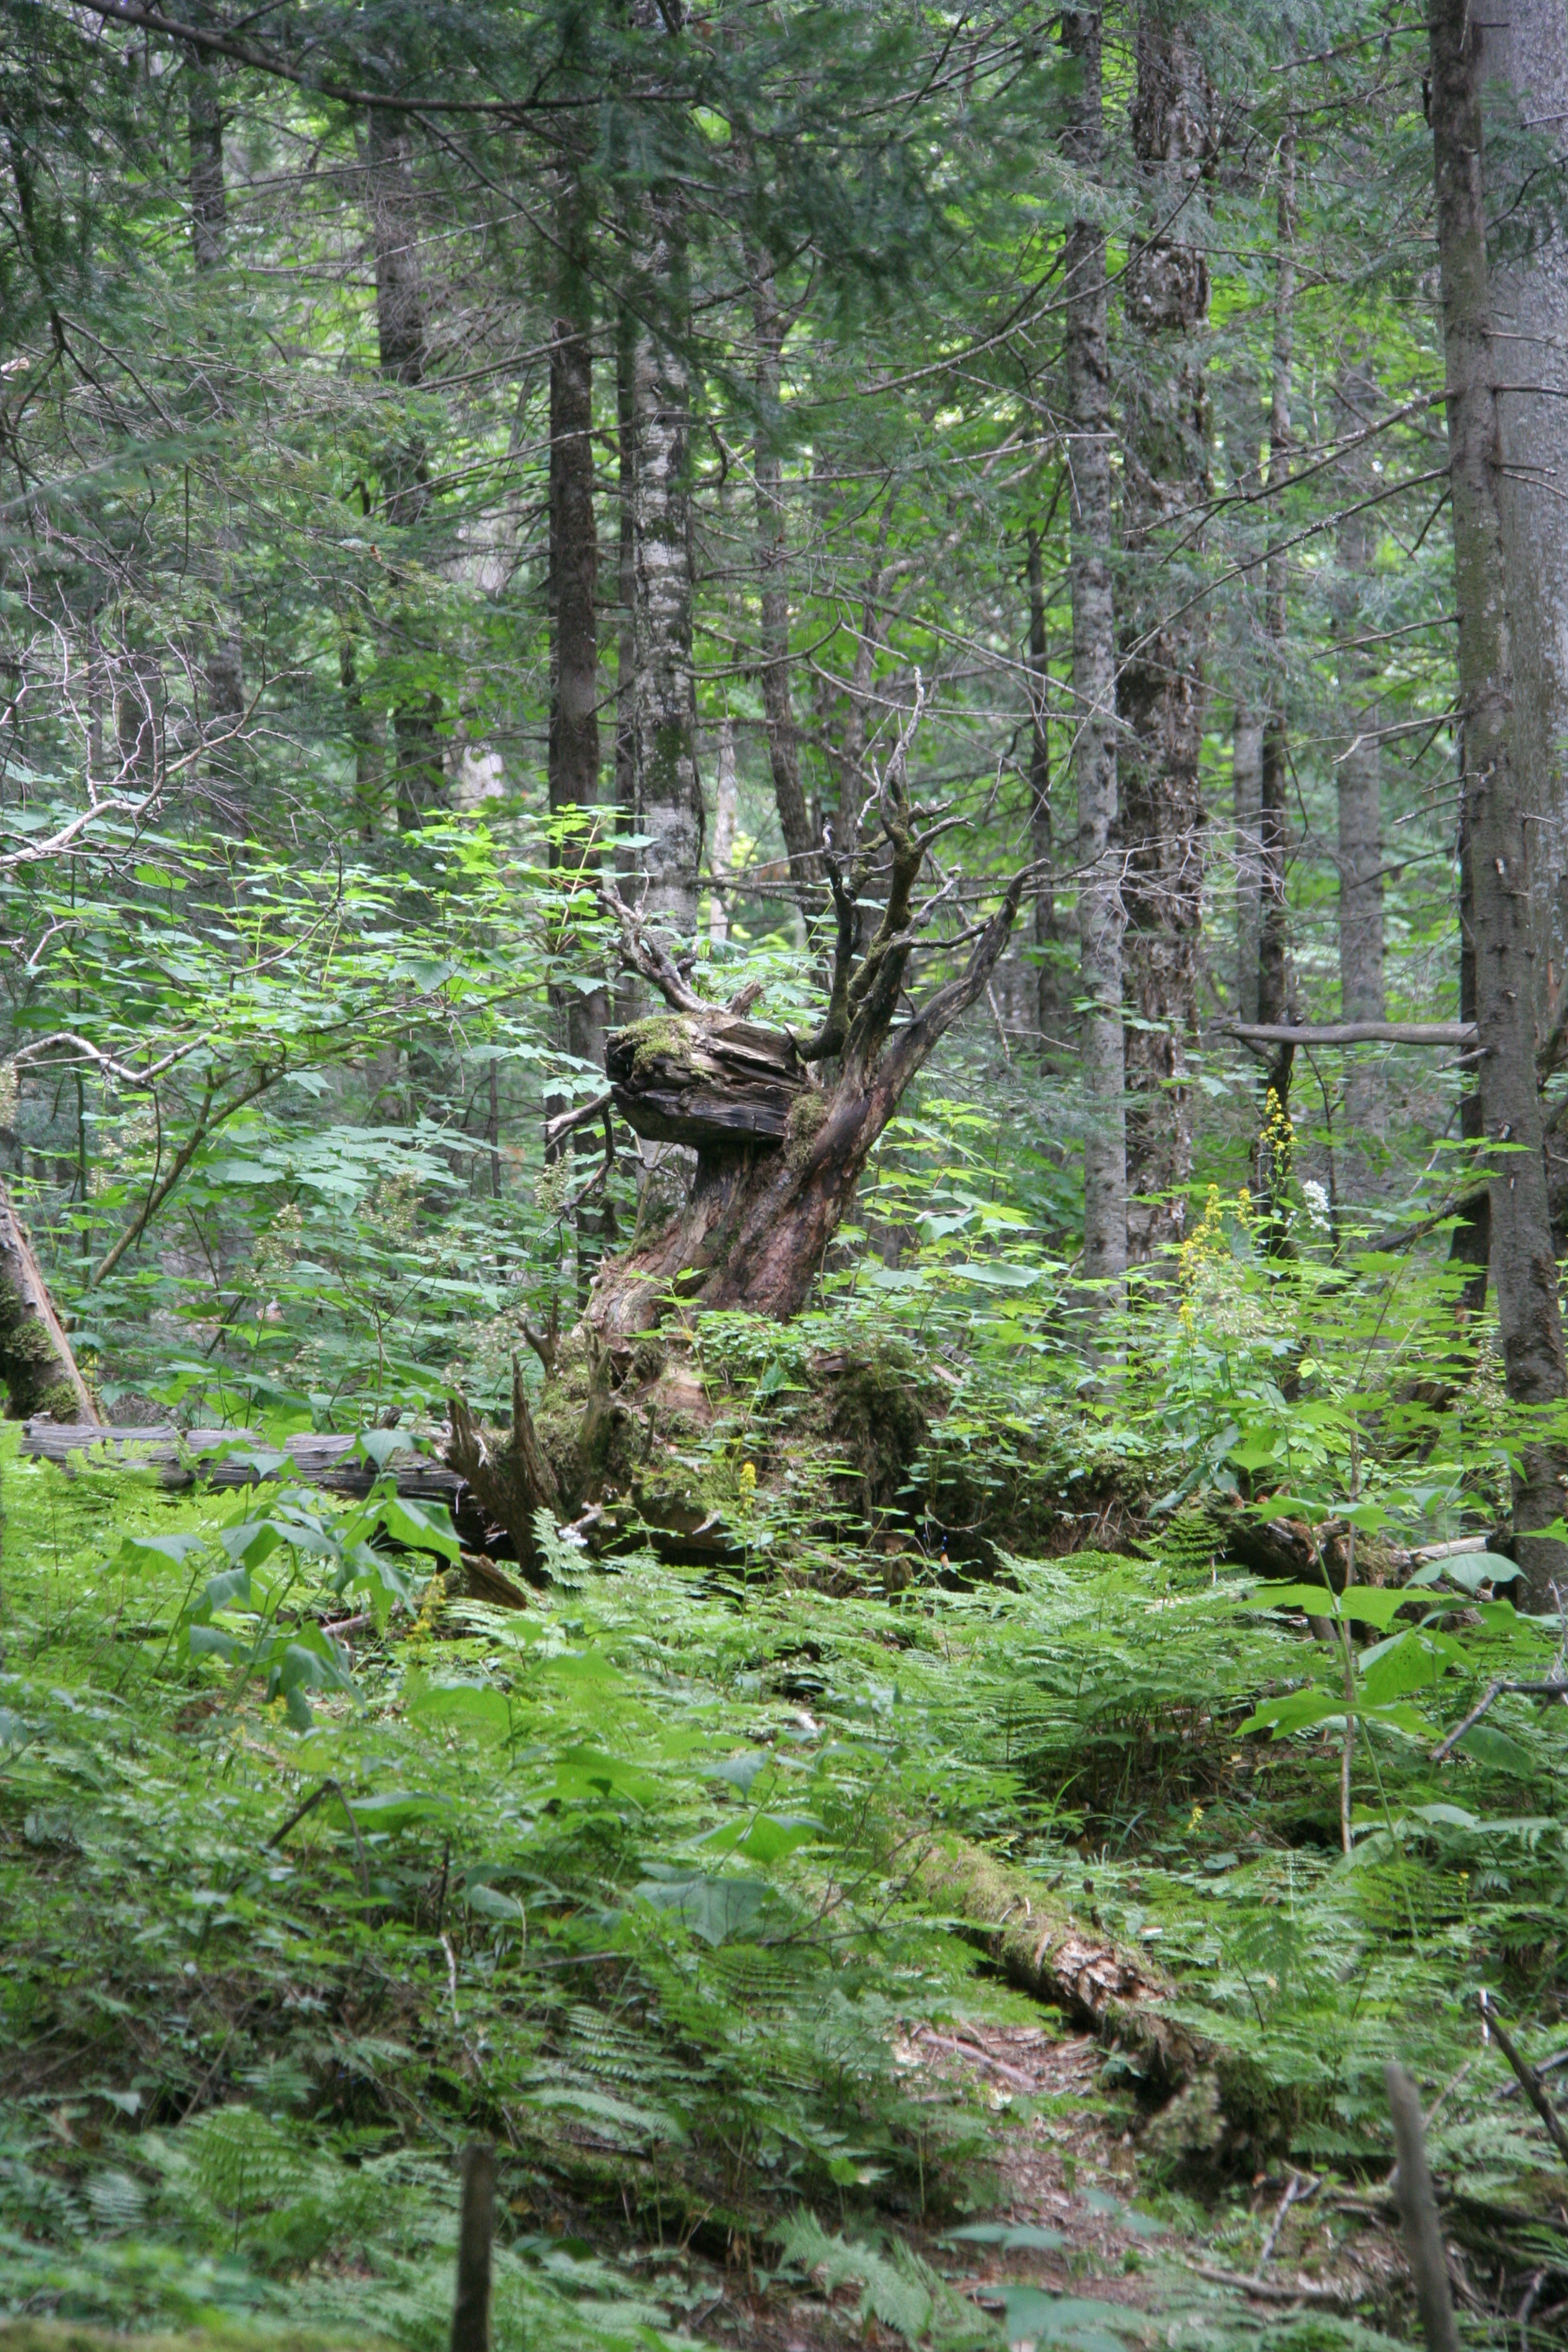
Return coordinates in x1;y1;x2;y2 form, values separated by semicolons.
2;1423;1566;2352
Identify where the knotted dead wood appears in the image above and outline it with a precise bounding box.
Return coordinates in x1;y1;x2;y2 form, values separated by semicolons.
445;1359;560;1585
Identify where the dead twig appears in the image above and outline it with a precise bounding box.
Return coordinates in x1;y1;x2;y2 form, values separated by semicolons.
1478;1993;1568;2172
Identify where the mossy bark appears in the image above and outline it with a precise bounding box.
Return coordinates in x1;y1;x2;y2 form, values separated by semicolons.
0;1182;99;1423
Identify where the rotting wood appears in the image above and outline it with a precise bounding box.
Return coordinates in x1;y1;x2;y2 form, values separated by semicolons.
0;1182;101;1424
444;1359;560;1585
20;1419;463;1505
907;1831;1207;2093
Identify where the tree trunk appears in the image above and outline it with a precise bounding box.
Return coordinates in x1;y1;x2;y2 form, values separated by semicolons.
1333;366;1387;1152
1233;709;1263;1022
1061;10;1126;1292
1429;0;1568;1609
548;172;610;1290
1119;19;1212;1264
0;1179;100;1423
187;35;247;815
614;299;640;1023
367;108;443;830
587;754;1029;1343
750;257;816;891
709;717;737;943
1026;526;1062;1054
629;161;703;941
1483;0;1568;1050
1256;128;1297;1167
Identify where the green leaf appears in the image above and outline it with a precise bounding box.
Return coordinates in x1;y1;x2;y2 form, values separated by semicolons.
466;1882;525;1923
1457;1724;1537;1773
632;1874;770;1945
1000;2289;1139;2350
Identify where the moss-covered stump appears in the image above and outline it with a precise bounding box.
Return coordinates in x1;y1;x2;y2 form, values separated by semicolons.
466;1326;1159;1572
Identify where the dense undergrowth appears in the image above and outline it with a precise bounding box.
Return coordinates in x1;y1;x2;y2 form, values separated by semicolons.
3;1394;1568;2350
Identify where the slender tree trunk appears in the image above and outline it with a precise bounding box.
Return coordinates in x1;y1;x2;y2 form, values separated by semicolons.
1256;127;1297;1161
629;109;703;941
750;258;815;892
1233;709;1263;1022
367;108;443;829
548;173;609;1288
1119;17;1212;1263
1429;0;1568;1608
339;632;383;839
1483;0;1568;1050
1333;366;1387;1151
709;717;737;943
187;39;226;270
1062;9;1125;1291
187;34;246;814
1026;526;1061;1053
613;300;640;1028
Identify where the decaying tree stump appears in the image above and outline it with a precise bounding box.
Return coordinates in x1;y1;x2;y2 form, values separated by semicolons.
565;702;1029;1347
446;1358;561;1585
0;1180;101;1423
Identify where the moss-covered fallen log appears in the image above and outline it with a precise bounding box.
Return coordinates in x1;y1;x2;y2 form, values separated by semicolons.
907;1830;1280;2158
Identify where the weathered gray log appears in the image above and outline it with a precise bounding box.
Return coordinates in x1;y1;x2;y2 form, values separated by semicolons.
1224;1021;1476;1048
0;1183;101;1423
20;1420;464;1504
606;1011;807;1149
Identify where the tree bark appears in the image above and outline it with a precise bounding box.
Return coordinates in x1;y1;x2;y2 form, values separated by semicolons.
709;716;737;943
367;107;443;829
587;748;1029;1340
1483;0;1568;1049
1026;526;1063;1054
548;170;610;1289
1061;10;1126;1292
187;35;247;819
1119;17;1212;1263
1429;0;1568;1609
750;256;816;891
0;1181;101;1423
1333;364;1387;1154
628;14;703;945
1254;129;1297;1217
1233;709;1263;1022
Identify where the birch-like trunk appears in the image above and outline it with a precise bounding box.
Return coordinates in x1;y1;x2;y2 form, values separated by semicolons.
750;259;816;891
1119;19;1212;1262
630;177;703;941
1482;0;1568;1048
1429;0;1568;1608
1062;9;1125;1290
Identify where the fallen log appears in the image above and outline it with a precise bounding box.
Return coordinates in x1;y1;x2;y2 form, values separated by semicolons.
19;1419;465;1508
906;1831;1281;2157
908;1832;1202;2091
